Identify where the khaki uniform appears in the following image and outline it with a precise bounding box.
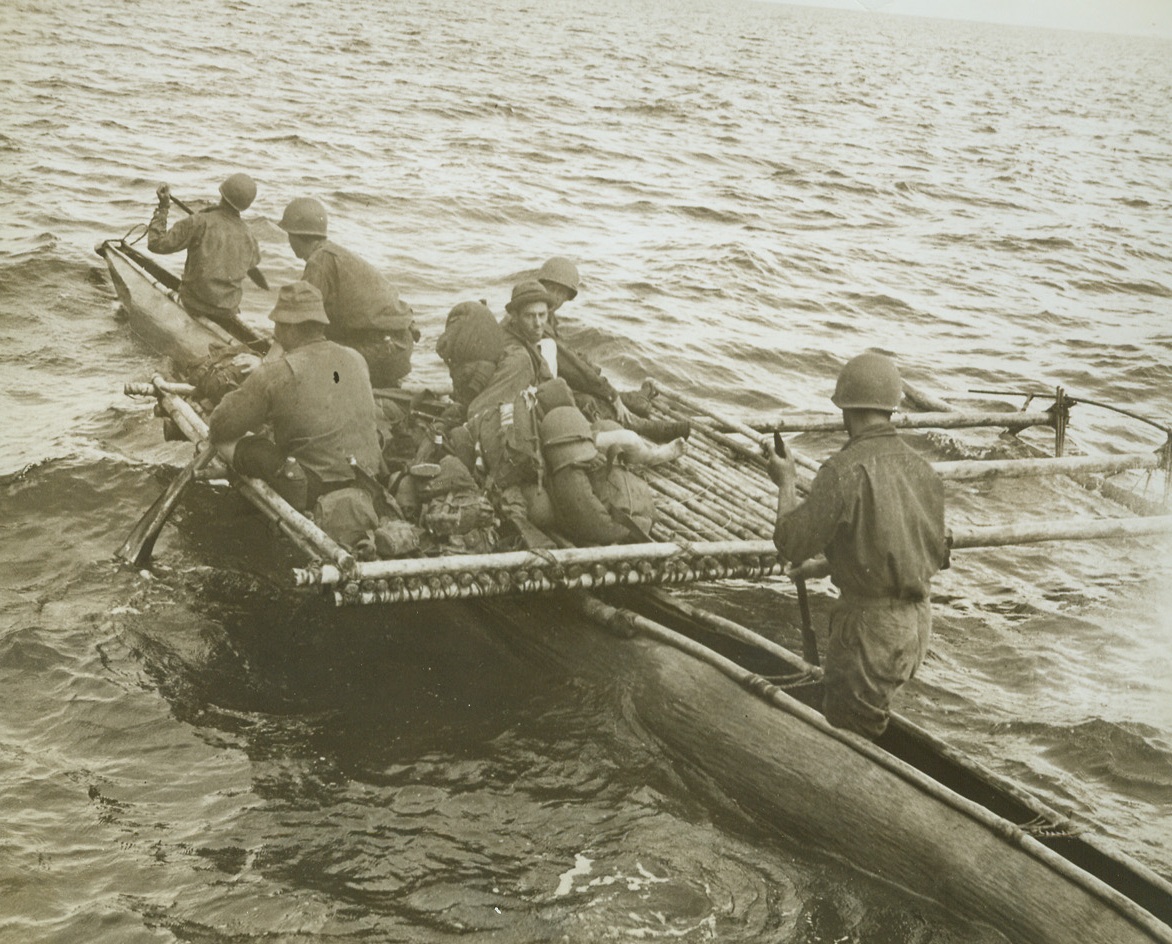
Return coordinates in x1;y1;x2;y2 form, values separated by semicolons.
302;240;416;388
210;337;380;484
774;423;946;737
148;204;260;321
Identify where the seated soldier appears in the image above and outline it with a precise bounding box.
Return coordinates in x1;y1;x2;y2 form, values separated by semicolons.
535;256;687;442
278;197;418;388
462;280;556;542
207;281;384;548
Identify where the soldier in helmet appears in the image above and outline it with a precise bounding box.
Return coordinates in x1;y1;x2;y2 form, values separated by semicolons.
534;256;687;443
208;281;384;547
277;197;418;388
148;173;262;329
766;351;948;739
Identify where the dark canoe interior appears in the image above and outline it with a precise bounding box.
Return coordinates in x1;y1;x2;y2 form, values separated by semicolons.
619;588;1172;927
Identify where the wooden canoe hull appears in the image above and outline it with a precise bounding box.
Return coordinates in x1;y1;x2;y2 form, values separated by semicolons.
484;594;1171;944
100;240;235;372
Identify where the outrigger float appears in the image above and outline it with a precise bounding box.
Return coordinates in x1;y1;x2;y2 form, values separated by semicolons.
98;234;1172;943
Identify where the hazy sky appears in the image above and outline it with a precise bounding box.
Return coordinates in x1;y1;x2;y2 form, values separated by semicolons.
776;0;1172;39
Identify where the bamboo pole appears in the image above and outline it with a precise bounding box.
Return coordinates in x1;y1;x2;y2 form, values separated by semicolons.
934;452;1161;481
647;482;731;539
650;502;708;540
649;473;770;540
658;461;776;520
652;399;812;503
657;387;1159;486
652;467;769;535
331;556;783;606
789;515;1172;582
733;409;1055;434
670;442;777;507
125;380;196;398
652;381;823;475
640;587;819;676
298;513;1172;592
299;538;780;587
670;438;778;504
952;515;1172;549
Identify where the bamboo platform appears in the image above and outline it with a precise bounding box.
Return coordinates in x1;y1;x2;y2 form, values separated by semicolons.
125;372;1171;608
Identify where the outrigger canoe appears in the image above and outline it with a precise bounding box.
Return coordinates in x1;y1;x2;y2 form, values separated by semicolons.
97;234;1172;943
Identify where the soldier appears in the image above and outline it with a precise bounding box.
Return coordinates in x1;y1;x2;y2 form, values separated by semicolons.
278;197;418;388
208;281;383;547
148;173;261;329
534;256;686;442
767;352;948;738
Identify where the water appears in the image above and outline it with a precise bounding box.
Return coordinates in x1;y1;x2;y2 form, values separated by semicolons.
2;0;1170;940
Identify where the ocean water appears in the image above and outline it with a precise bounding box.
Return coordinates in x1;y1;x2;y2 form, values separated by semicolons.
1;0;1170;941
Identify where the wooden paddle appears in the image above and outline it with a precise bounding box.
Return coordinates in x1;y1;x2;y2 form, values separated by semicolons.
794;576;820;667
168;194;269;291
117;444;218;568
764;430;821;666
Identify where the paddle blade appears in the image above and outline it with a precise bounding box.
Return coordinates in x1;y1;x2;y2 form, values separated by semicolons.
795;579;820;667
247;267;269;291
117;446;216;568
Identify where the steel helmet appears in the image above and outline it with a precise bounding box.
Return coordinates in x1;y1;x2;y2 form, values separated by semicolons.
540;406;598;473
219;173;257;212
278;197;329;237
537;257;580;299
831;352;903;411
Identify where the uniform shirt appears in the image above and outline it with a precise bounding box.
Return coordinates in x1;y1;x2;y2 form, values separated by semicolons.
148;204;260;316
208;338;381;484
540;315;617;404
302;240;413;338
465;324;552;423
774;423;946;601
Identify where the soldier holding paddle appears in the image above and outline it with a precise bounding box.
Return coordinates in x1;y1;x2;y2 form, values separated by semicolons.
148;173;263;331
766;351;948;739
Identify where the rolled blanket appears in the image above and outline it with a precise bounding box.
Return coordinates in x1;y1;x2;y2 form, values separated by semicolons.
437;301;507;404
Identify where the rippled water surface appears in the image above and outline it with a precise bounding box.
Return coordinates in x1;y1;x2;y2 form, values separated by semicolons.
2;0;1170;940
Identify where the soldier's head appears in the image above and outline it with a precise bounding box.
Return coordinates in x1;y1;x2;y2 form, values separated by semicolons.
278;198;329;259
219;173;257;213
269;280;329;349
504;280;552;344
832;351;902;434
537;257;580;313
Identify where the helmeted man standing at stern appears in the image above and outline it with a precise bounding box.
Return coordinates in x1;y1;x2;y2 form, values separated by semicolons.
766;351;948;739
148;173;261;329
277;197;418;388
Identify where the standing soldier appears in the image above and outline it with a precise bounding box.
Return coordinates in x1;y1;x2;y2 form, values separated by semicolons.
767;351;948;739
148;173;261;331
277;197;418;388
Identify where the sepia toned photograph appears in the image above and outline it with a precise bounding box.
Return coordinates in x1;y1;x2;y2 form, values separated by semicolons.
2;0;1169;940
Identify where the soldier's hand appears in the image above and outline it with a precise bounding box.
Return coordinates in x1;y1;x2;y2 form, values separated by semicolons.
613;394;632;425
156;183;171;207
762;436;796;488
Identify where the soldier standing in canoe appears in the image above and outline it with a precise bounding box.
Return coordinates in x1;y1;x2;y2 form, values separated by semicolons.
767;351;949;739
148;173;262;334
